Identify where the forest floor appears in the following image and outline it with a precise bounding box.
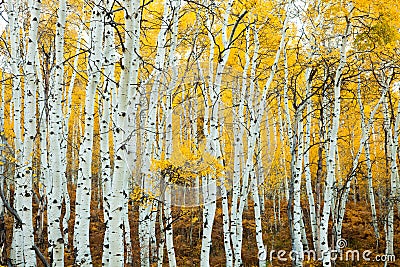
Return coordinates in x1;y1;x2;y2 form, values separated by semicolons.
3;184;400;266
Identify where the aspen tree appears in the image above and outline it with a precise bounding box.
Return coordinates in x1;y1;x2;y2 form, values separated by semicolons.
0;72;5;266
253;6;291;264
60;23;86;252
387;84;400;257
277;96;289;201
230;25;250;267
100;0;116;265
162;0;181;265
66;21;85;190
47;0;66;264
299;2;326;245
157;206;165;267
319;7;352;265
282;43;307;266
336;74;389;247
107;0;136;263
73;2;104;265
357;74;380;241
121;0;142;260
155;106;165;267
256;139;265;214
198;3;217;265
334;74;388;244
7;0;23;262
211;1;235;265
120;0;142;262
0;72;4;232
381;77;399;256
138;0;174;265
303;66;318;250
245;25;267;267
286;95;306;267
231;4;290;263
11;0;42;265
35;50;47;249
199;1;238;265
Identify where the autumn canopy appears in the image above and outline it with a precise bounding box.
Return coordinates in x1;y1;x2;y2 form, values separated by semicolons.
0;0;399;266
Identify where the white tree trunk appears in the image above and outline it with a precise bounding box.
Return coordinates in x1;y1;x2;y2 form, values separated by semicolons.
382;93;398;256
139;1;172;265
335;74;388;243
8;0;23;262
250;153;267;267
162;0;181;264
291;110;305;267
319;15;351;266
100;1;116;263
0;70;5;225
304;67;317;250
47;0;66;264
200;1;236;265
357;76;379;241
61;20;85;252
13;0;42;265
73;3;104;265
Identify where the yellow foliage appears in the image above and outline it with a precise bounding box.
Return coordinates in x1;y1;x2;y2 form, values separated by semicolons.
152;140;224;186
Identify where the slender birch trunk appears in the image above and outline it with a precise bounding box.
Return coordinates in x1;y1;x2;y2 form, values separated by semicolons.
230;65;247;267
108;0;136;263
101;1;116;263
319;13;352;266
73;3;104;265
12;0;42;265
46;0;66;264
335;75;388;243
200;1;236;265
232;5;289;264
60;22;85;252
357;75;379;241
8;0;23;262
0;69;5;266
382;91;398;256
139;1;173;265
304;67;317;250
162;1;181;264
290;108;305;267
122;0;142;260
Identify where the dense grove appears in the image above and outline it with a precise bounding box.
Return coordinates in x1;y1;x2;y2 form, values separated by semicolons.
4;193;400;266
0;0;400;266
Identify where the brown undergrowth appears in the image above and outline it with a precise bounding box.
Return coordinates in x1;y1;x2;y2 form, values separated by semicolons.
3;184;400;266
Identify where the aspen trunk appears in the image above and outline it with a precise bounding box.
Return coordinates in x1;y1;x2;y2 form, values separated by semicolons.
8;0;23;262
319;15;351;266
73;3;104;265
100;1;116;263
12;0;42;265
139;0;172;264
304;67;317;250
162;1;181;264
47;0;66;264
382;94;397;256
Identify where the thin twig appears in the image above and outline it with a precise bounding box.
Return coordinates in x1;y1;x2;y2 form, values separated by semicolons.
33;245;50;267
0;174;22;229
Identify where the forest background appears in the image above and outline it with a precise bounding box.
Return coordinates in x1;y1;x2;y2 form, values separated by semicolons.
0;0;400;266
